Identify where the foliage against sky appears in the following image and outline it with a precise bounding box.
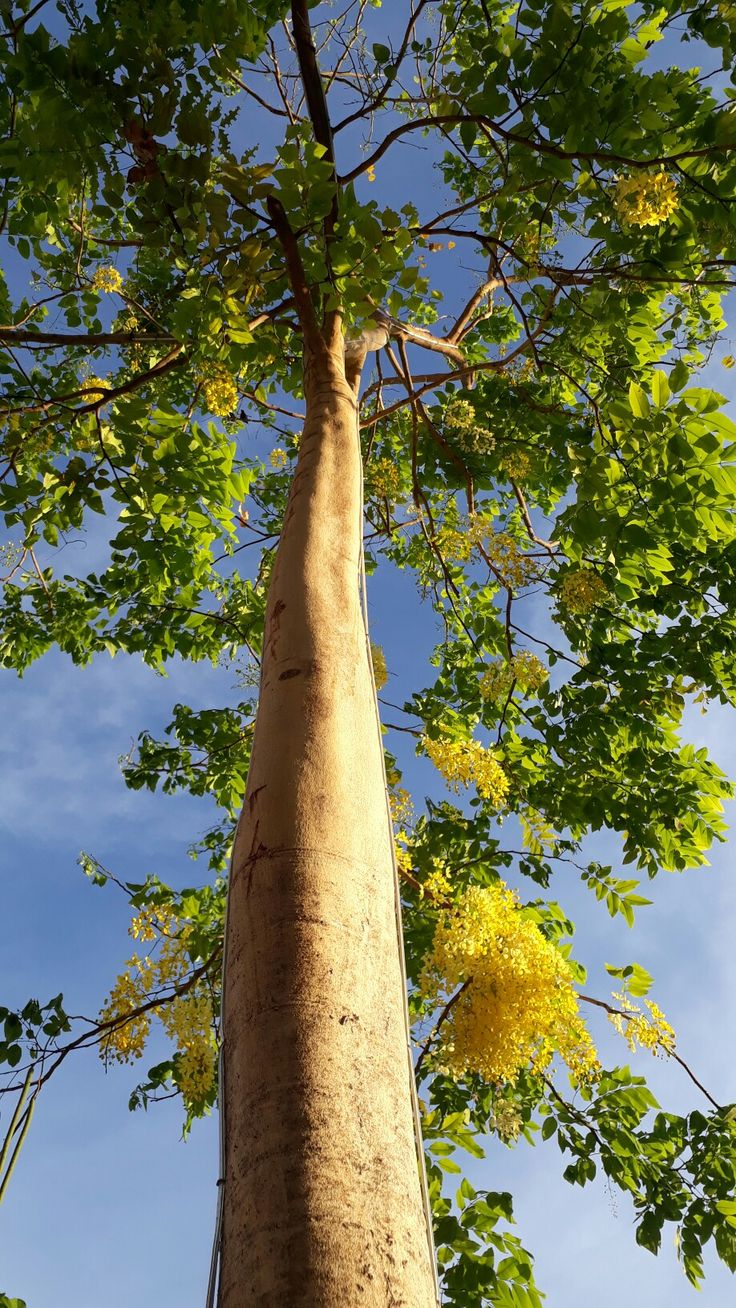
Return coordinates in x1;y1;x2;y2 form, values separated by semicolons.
1;1;736;1303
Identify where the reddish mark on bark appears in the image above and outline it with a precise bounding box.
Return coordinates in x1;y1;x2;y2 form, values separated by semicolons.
248;783;265;811
241;819;266;897
279;667;301;680
266;597;286;659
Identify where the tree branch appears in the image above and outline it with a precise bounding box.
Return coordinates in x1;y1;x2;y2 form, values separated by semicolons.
339;112;736;185
579;994;722;1111
266;195;325;357
334;0;439;133
414;979;472;1081
291;0;336;171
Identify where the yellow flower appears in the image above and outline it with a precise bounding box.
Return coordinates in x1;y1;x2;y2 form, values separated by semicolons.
480;652;547;701
559;568;608;615
98;902;218;1108
389;784;413;827
445;399;495;456
421;863;453;901
370;641;388;690
422;734;509;807
511;650;548;692
81;376;109;399
447;241;457;250
367;456;403;502
614;171;678;228
491;1098;523;1141
436;523;474;564
269;447;288;468
480;528;541;589
99;970;151;1063
366;165;376;182
420;882;599;1085
479;662;514;702
199;364;238;416
395;842;415;876
608;992;675;1057
92;265;124;293
502;450;532;482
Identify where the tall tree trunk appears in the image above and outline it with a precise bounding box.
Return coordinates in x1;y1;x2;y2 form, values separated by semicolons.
219;336;437;1306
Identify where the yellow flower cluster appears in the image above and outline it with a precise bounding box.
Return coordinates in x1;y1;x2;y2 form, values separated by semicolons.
614;172;678;228
199;364;239;416
421;883;599;1084
608;992;675;1057
479;662;513;701
502;450;532;483
559;568;608;615
422;734;509;807
80;376;109;401
445;399;495;456
92;265;124;293
0;541;22;571
395;842;415;877
483;530;541;588
370;641;388;690
512;650;548;691
421;863;453;901
368;456;403;501
490;1098;523;1141
99;904;217;1107
269;447;288;468
389;785;414;828
99;969;151;1062
436;522;474;564
160;991;217;1105
480;651;548;701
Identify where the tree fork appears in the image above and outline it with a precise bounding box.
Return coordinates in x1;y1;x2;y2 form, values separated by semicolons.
219;334;437;1306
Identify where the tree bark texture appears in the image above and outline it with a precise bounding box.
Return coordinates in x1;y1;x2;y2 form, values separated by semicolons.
220;339;437;1307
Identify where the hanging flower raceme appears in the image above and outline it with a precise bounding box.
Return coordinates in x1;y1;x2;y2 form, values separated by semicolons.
436;522;474;564
444;398;495;456
80;376;110;401
370;641;388;691
613;171;679;227
502;450;532;483
421;734;509;807
92;265;124;293
558;567;608;615
477;527;541;588
608;992;675;1057
198;363;239;416
420;882;599;1085
367;456;404;502
480;651;548;701
98;903;217;1109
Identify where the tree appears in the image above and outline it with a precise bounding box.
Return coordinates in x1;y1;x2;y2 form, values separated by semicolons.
1;0;736;1303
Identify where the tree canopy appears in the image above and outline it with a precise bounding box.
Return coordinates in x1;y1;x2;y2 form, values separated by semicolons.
1;1;736;1304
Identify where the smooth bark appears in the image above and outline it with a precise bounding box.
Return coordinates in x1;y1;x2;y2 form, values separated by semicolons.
219;338;437;1306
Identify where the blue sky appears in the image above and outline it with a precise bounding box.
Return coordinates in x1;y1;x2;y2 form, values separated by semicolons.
1;3;736;1306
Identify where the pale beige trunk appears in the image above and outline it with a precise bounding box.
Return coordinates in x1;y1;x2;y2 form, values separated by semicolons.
219;340;437;1306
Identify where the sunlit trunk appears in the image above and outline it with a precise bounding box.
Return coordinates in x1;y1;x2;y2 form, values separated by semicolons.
219;337;437;1306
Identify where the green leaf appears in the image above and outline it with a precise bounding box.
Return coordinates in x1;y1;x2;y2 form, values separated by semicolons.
670;359;690;392
628;382;650;418
651;372;670;408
